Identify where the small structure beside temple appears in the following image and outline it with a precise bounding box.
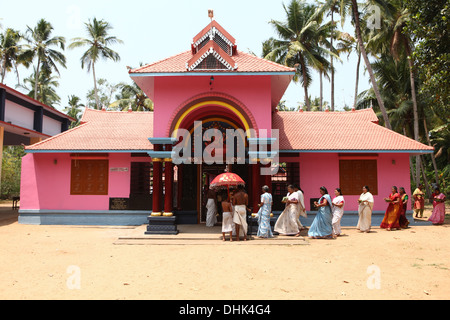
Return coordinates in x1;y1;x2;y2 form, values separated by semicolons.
18;18;433;226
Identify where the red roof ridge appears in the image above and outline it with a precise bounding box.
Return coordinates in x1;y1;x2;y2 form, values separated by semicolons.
236;51;296;72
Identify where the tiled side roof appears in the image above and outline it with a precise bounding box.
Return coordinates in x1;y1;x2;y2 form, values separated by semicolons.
129;50;295;74
273;108;434;152
25;108;432;153
25;109;154;151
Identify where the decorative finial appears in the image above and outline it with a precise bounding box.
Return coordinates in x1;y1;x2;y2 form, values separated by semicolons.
208;9;214;21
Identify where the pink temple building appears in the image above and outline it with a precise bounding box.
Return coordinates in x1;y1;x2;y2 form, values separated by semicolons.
19;20;433;228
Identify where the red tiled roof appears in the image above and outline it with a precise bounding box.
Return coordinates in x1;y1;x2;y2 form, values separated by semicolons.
273;108;434;152
26;109;154;151
26;108;433;153
129;50;295;74
192;20;236;48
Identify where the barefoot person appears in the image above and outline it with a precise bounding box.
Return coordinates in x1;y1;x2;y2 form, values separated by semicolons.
380;186;401;231
232;185;248;241
331;188;345;237
274;185;302;237
428;187;446;225
256;185;273;238
205;187;217;227
357;186;374;233
413;183;425;218
221;191;233;241
308;187;333;239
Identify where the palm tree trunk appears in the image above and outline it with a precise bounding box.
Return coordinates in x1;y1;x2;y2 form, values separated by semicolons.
423;117;440;185
353;50;361;109
320;71;323;111
300;57;310;110
406;53;421;185
1;59;6;84
330;11;335;111
351;0;392;129
92;62;100;109
34;56;41;100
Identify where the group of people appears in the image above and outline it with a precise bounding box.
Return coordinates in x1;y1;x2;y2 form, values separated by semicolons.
268;185;345;239
205;182;446;241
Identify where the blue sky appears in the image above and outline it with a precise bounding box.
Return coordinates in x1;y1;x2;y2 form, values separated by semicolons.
1;0;370;112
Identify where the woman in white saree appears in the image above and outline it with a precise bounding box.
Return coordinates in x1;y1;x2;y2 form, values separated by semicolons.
274;185;301;236
357;185;374;233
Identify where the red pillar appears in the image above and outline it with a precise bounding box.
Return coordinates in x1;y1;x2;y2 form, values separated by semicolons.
164;159;174;216
152;158;162;216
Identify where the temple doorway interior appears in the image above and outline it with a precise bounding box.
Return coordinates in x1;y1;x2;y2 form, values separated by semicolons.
199;163;249;224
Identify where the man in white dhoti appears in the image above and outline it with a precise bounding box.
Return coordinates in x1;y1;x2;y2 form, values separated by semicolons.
206;187;217;227
232;186;248;241
221;192;234;241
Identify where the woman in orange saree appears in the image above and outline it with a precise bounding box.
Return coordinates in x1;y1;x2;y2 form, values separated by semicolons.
380;186;401;231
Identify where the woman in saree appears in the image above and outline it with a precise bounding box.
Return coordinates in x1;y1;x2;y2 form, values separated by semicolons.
398;187;410;228
274;185;301;236
308;187;333;239
380;186;401;231
331;188;345;237
256;185;274;238
357;185;374;233
428;187;446;225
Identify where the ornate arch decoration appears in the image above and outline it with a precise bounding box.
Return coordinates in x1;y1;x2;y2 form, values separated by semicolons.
166;91;258;138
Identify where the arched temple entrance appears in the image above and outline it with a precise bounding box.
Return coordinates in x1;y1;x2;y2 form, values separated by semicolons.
169;97;254;224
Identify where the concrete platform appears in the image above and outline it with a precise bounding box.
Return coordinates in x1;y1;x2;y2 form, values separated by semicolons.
114;224;310;245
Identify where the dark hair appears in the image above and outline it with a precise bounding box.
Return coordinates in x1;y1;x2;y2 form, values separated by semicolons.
392;186;398;192
399;187;405;193
335;188;343;195
320;186;328;194
363;185;370;191
287;184;295;190
434;186;440;193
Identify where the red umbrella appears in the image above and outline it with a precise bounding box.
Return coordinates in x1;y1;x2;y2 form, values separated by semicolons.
210;172;245;189
210;172;245;199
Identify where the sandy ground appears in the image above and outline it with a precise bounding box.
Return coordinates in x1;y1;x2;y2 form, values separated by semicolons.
0;202;449;300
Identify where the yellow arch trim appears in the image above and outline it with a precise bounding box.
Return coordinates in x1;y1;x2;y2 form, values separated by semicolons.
177;117;247;149
172;100;251;138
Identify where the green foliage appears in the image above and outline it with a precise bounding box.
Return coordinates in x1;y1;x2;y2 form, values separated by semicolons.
405;0;450;120
1;146;25;199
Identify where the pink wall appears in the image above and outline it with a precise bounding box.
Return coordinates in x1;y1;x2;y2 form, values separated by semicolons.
152;75;272;137
20;153;151;211
298;153;411;212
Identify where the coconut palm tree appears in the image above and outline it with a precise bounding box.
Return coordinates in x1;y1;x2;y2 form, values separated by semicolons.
24;19;66;101
69;18;123;110
64;95;85;128
0;28;32;84
350;0;392;129
110;82;154;111
19;67;61;107
365;0;422;183
265;0;338;110
324;0;392;128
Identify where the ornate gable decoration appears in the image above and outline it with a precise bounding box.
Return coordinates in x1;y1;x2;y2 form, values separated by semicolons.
187;20;238;71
